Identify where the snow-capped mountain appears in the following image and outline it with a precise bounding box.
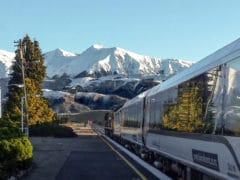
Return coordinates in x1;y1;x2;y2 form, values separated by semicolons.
0;49;15;78
0;45;193;111
42;45;194;99
44;48;77;78
44;45;193;79
1;45;193;99
0;45;193;80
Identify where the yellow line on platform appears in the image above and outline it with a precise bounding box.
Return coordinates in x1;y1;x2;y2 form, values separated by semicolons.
98;133;147;180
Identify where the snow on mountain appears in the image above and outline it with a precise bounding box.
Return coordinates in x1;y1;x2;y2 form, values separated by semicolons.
0;46;193;80
0;49;15;78
0;46;193;111
44;45;193;78
43;89;71;99
44;48;77;78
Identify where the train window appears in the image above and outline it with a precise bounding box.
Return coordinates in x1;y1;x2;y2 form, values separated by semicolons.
229;57;240;70
121;110;126;126
122;104;141;128
222;58;240;136
148;87;178;132
147;64;240;135
161;68;219;133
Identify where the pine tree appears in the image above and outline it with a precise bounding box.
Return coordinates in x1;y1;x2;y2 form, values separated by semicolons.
25;78;54;124
4;35;54;125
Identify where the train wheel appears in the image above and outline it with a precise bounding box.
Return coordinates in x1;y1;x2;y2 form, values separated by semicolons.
147;151;154;163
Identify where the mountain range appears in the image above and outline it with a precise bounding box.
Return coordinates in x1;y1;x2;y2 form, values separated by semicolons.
44;45;193;79
0;45;193;112
0;45;193;79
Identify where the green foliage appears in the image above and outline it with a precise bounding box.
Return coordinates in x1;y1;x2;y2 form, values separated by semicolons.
4;86;23;123
0;119;33;179
0;121;21;139
29;120;77;138
25;78;54;125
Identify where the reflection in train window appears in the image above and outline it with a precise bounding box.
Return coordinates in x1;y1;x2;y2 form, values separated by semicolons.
122;102;141;128
147;58;240;136
222;58;240;136
161;67;220;133
148;87;178;132
149;67;221;133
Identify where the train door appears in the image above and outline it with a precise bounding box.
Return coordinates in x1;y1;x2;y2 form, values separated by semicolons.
142;97;150;146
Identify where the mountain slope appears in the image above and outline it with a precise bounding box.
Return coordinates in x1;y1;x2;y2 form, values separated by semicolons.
0;49;15;78
44;48;77;78
44;45;193;79
1;46;193;112
0;46;193;80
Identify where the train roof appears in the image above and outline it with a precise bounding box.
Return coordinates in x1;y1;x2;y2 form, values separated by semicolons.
121;88;150;109
147;37;240;97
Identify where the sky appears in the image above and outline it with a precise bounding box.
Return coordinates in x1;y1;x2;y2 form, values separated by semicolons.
1;0;240;61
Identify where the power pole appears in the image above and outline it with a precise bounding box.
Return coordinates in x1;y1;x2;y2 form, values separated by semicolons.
15;40;29;136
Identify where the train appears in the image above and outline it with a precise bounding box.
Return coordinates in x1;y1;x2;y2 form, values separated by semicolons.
104;38;240;180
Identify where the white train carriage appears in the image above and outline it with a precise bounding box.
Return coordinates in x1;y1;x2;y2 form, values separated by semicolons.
116;91;148;147
113;38;240;179
143;38;240;179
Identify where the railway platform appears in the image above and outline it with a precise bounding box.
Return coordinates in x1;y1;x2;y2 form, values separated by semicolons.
22;124;163;180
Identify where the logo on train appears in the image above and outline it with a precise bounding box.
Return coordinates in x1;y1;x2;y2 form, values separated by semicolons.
192;149;219;171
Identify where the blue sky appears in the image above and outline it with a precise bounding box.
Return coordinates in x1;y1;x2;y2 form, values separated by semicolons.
1;0;240;61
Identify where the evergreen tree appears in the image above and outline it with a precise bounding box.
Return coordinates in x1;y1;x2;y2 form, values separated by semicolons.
4;35;54;125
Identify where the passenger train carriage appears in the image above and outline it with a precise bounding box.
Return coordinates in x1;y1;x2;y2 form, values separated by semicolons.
105;38;240;180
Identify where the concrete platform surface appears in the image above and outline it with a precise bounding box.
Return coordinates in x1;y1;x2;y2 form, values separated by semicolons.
22;126;158;180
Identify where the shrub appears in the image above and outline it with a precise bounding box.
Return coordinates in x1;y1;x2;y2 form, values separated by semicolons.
29;120;77;138
0;120;33;179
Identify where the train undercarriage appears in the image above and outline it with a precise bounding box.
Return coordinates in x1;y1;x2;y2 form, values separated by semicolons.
108;133;217;180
